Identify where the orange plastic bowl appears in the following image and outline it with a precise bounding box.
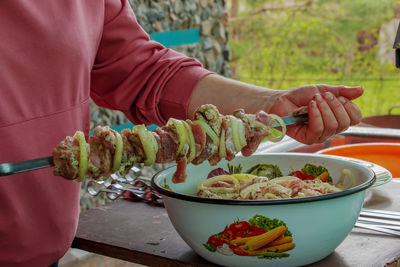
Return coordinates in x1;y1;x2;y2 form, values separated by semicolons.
317;143;400;178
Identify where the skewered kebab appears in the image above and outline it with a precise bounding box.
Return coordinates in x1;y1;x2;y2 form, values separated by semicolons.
52;104;290;184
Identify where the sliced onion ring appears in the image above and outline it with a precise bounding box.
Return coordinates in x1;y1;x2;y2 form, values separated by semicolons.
267;114;286;142
193;120;220;147
197;175;240;193
133;125;158;166
183;120;196;162
73;131;88;182
112;131;123;172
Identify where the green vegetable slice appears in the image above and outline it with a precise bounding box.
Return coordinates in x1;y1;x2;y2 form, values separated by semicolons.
167;118;188;154
183;120;196;162
193;120;219;147
112;131;123;172
228;115;244;152
237;118;247;147
133;125;158;166
219;129;226;158
73;131;88;182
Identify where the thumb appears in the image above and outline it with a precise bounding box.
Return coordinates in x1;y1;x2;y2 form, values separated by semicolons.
335;86;364;100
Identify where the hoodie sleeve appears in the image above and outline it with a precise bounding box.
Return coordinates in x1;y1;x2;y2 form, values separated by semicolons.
90;0;212;126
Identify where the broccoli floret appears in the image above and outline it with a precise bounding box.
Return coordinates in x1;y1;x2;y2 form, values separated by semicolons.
245;164;283;179
301;164;332;183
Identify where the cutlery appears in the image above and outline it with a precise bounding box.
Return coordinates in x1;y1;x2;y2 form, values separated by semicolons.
356;208;400;237
355;222;400;237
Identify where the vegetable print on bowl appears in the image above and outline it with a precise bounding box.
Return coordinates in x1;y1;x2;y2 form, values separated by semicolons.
204;215;295;260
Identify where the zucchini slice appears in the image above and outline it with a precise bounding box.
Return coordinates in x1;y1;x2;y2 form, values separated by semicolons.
193;120;220;147
112;131;123;172
73;131;88;182
133;125;158;166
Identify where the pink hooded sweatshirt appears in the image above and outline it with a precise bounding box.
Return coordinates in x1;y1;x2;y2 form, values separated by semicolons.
0;1;210;266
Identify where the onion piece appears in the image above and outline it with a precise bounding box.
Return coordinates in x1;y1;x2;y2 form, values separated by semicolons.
193;120;220;146
112;131;123;172
197;175;240;193
183;120;196;162
133;125;158;166
267;114;286;142
231;173;257;181
219;129;226;158
73;131;88;182
336;169;355;190
167;118;188;154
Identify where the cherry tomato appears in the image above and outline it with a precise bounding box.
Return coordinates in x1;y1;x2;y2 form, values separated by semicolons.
220;229;234;242
228;221;250;233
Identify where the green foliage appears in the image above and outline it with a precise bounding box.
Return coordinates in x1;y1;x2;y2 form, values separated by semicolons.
301;164;332;183
249;214;292;236
230;0;399;116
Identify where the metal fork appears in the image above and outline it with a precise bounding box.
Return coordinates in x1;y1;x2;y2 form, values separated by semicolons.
355;208;400;237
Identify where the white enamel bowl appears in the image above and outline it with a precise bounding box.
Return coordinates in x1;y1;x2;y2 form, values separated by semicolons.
151;153;391;267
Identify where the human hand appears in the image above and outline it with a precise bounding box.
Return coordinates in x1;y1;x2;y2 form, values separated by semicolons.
268;84;363;145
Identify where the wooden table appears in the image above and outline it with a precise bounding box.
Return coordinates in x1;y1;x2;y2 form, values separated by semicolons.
72;180;400;267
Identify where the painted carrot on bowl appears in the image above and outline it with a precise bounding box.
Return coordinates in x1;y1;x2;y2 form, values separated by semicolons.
241;226;287;251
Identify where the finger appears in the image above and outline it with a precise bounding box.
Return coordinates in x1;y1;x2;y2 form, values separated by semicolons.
315;84;364;100
322;92;350;134
315;93;338;142
337;86;364;100
338;96;363;125
304;99;324;145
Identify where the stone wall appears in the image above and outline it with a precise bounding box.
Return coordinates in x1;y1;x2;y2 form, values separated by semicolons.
83;0;231;210
90;0;230;131
130;0;231;76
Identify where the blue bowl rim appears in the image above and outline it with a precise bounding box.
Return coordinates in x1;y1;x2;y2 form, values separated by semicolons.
151;153;377;205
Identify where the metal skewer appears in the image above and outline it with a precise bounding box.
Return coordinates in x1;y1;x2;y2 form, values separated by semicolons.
0;114;308;177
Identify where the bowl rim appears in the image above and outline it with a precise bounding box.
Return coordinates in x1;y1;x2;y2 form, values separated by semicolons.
151;153;377;205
